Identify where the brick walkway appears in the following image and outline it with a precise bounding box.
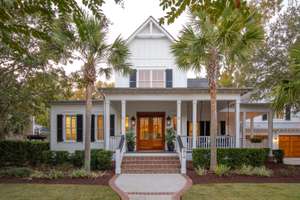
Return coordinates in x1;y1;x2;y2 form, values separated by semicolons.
109;174;192;200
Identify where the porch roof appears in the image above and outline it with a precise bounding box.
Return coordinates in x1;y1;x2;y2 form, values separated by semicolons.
100;87;252;95
50;100;103;105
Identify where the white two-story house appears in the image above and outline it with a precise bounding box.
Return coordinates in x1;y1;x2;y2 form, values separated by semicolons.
50;16;300;173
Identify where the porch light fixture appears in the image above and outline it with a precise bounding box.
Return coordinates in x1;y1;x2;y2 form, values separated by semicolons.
167;116;171;127
131;116;136;127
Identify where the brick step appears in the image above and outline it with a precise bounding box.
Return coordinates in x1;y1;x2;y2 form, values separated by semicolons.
122;160;180;165
123;156;179;161
122;164;180;170
122;169;181;174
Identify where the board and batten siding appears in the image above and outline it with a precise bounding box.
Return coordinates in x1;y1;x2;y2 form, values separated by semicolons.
115;25;187;88
50;104;119;152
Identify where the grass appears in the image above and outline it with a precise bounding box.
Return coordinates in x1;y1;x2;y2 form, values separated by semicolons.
0;184;119;200
183;183;300;200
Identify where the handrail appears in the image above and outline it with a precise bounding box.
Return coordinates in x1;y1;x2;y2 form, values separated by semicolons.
115;135;126;174
118;135;125;150
176;135;186;174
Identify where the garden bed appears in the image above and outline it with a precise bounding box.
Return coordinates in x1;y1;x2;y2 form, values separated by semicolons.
187;161;300;184
0;169;114;185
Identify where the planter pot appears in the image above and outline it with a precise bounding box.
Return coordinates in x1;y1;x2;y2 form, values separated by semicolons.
167;143;175;152
127;144;135;152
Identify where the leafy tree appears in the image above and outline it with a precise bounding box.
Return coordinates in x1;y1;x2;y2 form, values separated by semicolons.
0;68;72;138
55;13;131;172
272;40;300;111
171;0;264;170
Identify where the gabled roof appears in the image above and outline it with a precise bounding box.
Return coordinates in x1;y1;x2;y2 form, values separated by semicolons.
126;16;175;44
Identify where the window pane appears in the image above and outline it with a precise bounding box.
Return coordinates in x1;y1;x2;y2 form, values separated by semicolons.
65;115;76;141
152;70;164;88
97;115;104;140
138;70;151;88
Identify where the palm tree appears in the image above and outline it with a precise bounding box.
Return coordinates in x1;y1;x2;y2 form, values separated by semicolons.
272;40;300;111
71;15;131;172
171;0;264;171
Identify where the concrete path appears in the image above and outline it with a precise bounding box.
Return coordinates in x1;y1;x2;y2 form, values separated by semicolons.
109;174;192;200
284;158;300;165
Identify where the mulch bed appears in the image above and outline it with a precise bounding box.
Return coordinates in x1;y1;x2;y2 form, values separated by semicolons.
187;161;300;184
0;170;114;185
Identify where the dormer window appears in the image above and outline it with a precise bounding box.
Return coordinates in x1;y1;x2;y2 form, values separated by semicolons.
138;69;164;88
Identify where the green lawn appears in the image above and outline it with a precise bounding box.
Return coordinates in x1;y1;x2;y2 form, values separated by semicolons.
0;184;119;200
183;183;300;200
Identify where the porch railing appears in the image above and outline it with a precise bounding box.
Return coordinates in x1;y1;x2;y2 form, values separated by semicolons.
115;135;126;174
176;135;186;174
109;136;121;151
181;136;235;152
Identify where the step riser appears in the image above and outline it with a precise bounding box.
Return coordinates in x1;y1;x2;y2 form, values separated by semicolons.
121;155;181;174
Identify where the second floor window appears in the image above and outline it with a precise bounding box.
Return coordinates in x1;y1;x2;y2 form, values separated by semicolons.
138;69;164;88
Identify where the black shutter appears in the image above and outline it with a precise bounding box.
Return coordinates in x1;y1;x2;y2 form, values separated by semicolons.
220;121;226;135
206;121;210;136
129;69;137;88
76;114;83;142
57;115;63;142
165;69;173;88
91;114;95;142
262;114;267;121
187;121;190;136
110;114;115;136
200;121;205;136
285;106;291;120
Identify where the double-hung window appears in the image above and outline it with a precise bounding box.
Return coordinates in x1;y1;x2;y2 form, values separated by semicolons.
65;115;77;141
138;69;164;88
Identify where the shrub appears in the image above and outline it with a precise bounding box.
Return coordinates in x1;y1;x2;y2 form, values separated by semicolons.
273;149;284;163
195;166;207;176
42;151;70;165
234;165;254;176
234;165;272;177
47;169;64;179
71;151;84;167
30;170;48;179
252;166;272;177
192;148;269;169
0;141;49;167
69;169;98;178
71;150;112;170
0;167;32;178
214;165;231;176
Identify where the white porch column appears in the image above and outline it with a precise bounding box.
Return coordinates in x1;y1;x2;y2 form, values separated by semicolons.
104;99;110;150
250;117;254;136
121;100;126;135
192;100;197;148
268;110;274;156
177;100;181;136
235;99;240;148
242;112;246;148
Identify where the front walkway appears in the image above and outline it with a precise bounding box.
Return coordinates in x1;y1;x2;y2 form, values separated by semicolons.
284;158;300;165
109;174;192;200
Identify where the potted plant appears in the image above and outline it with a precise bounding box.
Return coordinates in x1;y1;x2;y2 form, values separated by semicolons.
126;129;136;152
166;128;176;152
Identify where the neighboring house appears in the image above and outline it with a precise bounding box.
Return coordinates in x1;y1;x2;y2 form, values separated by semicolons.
50;16;300;174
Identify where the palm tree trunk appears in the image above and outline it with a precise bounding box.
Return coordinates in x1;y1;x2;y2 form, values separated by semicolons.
207;48;218;171
84;82;93;172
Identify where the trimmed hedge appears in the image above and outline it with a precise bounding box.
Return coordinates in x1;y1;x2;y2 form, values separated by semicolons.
42;150;113;170
192;148;269;168
0;141;49;167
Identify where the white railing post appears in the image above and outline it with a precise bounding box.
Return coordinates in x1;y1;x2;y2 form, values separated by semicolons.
181;147;186;174
115;149;121;174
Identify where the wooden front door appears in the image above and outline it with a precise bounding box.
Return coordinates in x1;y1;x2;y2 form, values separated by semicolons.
137;112;165;151
279;135;300;157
